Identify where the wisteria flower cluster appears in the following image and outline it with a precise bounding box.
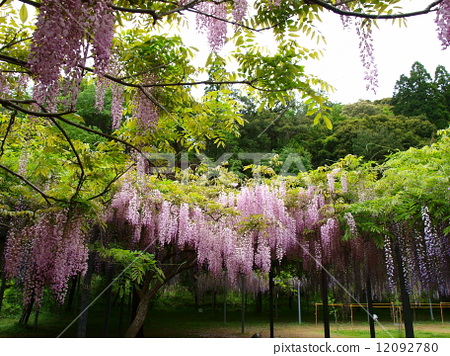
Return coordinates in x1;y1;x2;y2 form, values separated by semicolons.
29;0;115;108
4;210;88;306
356;19;379;93
436;0;450;49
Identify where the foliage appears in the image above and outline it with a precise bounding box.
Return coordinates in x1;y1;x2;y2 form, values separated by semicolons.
391;61;450;129
97;246;164;297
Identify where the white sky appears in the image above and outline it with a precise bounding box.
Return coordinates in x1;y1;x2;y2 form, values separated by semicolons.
181;0;450;104
307;0;450;104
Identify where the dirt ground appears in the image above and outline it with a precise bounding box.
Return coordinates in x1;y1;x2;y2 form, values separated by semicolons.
145;320;450;338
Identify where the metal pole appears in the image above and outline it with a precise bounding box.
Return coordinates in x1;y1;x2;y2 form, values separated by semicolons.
428;296;434;321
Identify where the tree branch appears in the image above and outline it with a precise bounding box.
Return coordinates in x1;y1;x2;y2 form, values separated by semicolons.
310;0;443;20
0;111;16;158
0;53;28;68
0;163;67;205
87;163;136;201
110;4;161;23
49;117;86;202
0;98;143;154
17;0;40;7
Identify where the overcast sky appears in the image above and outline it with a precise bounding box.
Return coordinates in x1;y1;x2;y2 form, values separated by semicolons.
182;0;450;104
306;0;450;104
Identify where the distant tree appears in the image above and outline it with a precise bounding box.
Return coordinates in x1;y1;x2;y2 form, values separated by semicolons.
340;99;386;118
391;62;450;129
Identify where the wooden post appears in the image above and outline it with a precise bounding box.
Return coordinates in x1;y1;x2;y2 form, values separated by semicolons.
441;302;444;324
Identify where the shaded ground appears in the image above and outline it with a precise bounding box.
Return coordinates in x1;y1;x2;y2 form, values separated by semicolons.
144;310;450;338
1;307;450;338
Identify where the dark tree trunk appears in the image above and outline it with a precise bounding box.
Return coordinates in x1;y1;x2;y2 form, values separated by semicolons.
125;281;161;338
65;274;79;312
241;274;245;334
0;272;6;313
394;240;414;338
131;287;145;337
321;268;330;338
19;297;34;326
76;248;96;337
33;305;40;329
102;265;114;337
76;226;99;338
125;255;197;338
223;288;227;323
366;272;376;338
255;291;263;313
118;292;126;337
269;269;275;338
189;269;199;311
212;291;217;319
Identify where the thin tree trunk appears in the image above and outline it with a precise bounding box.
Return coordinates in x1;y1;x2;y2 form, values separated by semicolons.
65;274;78;312
0;272;6;313
76;249;95;337
33;305;40;329
131;286;145;337
321;268;330;338
76;226;99;338
19;297;34;326
366;272;376;338
241;274;245;334
269;269;274;338
255;291;263;313
394;240;414;338
223;288;227;323
212;291;217;319
118;292;125;337
102;265;114;337
189;269;199;311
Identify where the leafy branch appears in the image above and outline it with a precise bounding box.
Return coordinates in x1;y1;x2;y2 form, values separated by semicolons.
309;0;444;20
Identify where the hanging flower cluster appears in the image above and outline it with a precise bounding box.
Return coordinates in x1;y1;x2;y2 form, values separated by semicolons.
381;207;450;298
196;2;228;52
29;0;115;108
108;180;296;283
356;19;378;93
4;210;88;306
95;60;125;130
436;0;450;49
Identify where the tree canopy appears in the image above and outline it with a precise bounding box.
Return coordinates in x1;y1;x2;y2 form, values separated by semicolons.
392;61;450;129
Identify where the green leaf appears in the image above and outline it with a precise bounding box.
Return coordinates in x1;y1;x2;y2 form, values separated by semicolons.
19;4;28;23
324;116;333;130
